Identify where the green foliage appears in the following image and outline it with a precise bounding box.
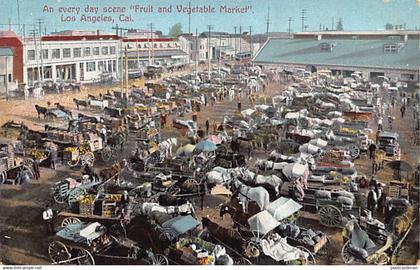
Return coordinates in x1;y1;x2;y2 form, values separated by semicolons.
169;23;183;38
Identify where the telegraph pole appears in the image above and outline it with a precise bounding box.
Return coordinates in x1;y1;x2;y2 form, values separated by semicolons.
265;7;271;40
36;19;44;82
301;9;307;32
195;28;198;74
30;27;41;85
149;23;155;65
239;26;242;53
188;1;191;34
234;26;237;56
332;17;335;31
207;25;213;77
288;17;293;36
249;26;253;58
16;0;21;35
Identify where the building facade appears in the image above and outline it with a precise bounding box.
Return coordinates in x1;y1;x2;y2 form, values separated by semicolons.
24;32;121;85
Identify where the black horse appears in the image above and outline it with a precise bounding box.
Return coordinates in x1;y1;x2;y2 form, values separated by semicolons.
157;194;188;207
34;105;48;119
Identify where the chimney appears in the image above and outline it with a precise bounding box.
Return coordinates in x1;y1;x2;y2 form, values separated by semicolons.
97;29;100;36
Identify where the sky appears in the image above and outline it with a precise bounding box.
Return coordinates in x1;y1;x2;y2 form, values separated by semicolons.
1;0;420;35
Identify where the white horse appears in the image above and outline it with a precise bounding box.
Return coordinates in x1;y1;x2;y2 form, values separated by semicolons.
140;201;195;216
255;159;289;171
230;179;270;212
240;169;284;196
158;137;177;158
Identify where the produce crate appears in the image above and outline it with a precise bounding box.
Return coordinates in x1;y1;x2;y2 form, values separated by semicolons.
79;195;95;215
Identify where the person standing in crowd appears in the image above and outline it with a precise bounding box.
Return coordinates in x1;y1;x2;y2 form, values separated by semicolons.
368;141;376;160
377;116;383;132
205;119;210;135
43;204;54;234
49;144;58;170
400;105;406;118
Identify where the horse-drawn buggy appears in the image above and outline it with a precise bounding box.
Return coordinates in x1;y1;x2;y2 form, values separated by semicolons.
0;138;36;185
48;222;168;265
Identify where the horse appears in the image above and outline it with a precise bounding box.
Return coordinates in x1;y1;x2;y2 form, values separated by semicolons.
34;105;48;119
201;217;245;249
255;159;289;171
239;169;283;197
373;149;385;174
158;137;177;159
99;159;127;180
73;98;88;110
139;201;195;216
230;179;270;212
158;194;188;206
108;132;126;153
54;103;72;118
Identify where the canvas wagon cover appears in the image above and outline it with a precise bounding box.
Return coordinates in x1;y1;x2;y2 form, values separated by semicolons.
161;215;200;237
248;210;280;235
266;197;302;221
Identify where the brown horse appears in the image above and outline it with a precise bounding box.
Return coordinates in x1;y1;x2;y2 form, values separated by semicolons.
201;217;245;250
99;159;127;180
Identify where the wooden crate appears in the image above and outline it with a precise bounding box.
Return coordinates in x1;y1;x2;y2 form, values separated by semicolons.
79;203;94;216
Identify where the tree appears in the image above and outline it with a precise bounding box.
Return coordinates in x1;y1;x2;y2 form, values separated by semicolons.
168;23;183;38
336;18;344;31
385;23;394;30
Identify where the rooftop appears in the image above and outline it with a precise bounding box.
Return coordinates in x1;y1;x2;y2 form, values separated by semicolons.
253;38;420;71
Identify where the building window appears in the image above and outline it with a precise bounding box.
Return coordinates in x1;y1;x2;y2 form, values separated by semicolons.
8;74;12;82
108;60;113;72
27;50;35;60
84;47;91;56
112;60;116;72
63;48;71;58
101;47;109;55
42;49;48;59
93;47;100;55
110;46;116;54
86;62;96;72
52;49;60;59
73;48;82;58
383;43;403;53
320;43;335;52
98;61;105;72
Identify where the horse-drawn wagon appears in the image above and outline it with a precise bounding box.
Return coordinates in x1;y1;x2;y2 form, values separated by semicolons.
48;222;168;265
0;139;35;185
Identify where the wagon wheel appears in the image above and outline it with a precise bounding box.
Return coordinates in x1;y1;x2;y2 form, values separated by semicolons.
158;231;171;242
53;187;67;204
0;171;7;184
67;188;86;205
318;205;342;227
61;217;81;227
341;240;355;264
374;252;390;265
81;152;94;167
151;254;169;265
101;146;112;162
234;257;253;265
346;144;360;159
76;248;95;265
295;246;316;265
48;241;71;264
183;178;199;192
245;242;261;258
67;157;79;167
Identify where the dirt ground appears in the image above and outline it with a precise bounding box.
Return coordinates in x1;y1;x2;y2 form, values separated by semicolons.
0;72;418;265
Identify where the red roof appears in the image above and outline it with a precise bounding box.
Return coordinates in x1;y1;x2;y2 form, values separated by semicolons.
122;38;175;42
41;35;120;42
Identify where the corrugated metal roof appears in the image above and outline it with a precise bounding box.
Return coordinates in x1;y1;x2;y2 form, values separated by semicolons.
254;38;420;70
0;47;13;56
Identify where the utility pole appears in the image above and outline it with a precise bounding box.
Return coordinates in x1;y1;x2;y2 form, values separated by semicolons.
120;45;124;91
30;27;41;85
332;17;335;31
16;0;21;35
288;17;293;36
234;26;237;56
136;40;140;70
265;7;271;40
149;23;154;65
218;33;221;72
5;55;8;101
195;28;198;74
301;9;307;32
125;47;128;98
36;19;44;82
188;1;191;34
207;25;213;77
239;26;242;53
249;26;253;58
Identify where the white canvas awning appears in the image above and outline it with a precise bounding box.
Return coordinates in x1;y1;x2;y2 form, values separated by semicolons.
282;163;307;179
248;210;280;235
266;197;302;221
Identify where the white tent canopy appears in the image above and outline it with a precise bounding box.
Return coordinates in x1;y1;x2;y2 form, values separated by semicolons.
248;210;280;235
282;163;308;179
266;197;302;221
